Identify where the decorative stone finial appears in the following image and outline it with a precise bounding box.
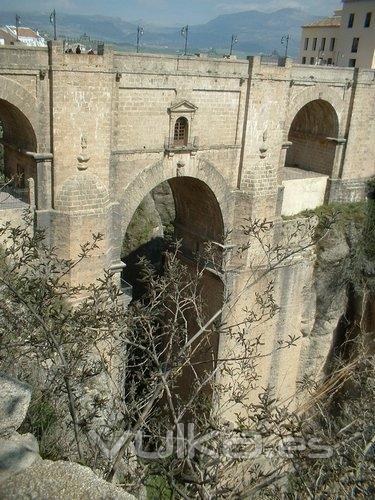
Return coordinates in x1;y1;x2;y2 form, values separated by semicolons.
176;160;185;176
77;134;90;170
260;129;268;158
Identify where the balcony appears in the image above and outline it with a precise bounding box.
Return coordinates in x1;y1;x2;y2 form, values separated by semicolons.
164;136;199;155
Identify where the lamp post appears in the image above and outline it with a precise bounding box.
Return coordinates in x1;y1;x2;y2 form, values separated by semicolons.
49;9;57;41
136;25;144;53
181;25;189;56
15;14;21;41
229;34;238;56
281;33;290;58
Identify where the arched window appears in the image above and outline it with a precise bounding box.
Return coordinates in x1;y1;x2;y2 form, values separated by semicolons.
174;117;188;147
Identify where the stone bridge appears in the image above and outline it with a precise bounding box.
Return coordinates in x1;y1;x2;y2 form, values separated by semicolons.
0;42;374;409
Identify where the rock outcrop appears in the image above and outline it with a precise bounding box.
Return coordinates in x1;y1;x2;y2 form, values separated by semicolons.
0;373;39;482
0;460;134;499
0;372;134;499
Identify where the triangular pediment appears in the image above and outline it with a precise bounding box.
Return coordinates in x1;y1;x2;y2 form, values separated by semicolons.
169;100;198;113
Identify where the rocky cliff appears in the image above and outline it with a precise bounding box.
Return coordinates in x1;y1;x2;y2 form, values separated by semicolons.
0;373;134;499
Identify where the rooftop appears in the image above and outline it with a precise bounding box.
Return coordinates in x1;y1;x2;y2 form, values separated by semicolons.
302;16;342;28
0;28;18;44
5;26;42;39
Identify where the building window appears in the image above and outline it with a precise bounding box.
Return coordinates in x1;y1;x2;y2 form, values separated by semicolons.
351;37;359;53
330;37;336;51
327;58;333;65
348;13;355;28
349;58;356;68
310;57;315;65
302;56;306;64
320;38;326;51
174;117;189;146
304;37;309;50
312;38;317;50
364;12;372;28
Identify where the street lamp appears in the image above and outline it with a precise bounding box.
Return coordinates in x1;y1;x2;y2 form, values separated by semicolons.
229;35;238;56
49;9;57;41
281;34;290;58
15;14;21;41
136;26;144;53
181;25;189;56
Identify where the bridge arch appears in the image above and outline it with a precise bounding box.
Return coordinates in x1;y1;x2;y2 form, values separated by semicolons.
286;84;344;137
285;98;339;177
115;157;232;295
118;160;229;400
117;158;233;245
0;76;39;144
0;94;38;199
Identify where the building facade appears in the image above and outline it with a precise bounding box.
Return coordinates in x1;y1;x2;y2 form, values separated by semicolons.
300;0;375;68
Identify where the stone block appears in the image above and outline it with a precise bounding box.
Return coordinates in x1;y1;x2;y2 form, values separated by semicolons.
0;433;39;482
0;373;32;437
0;460;135;499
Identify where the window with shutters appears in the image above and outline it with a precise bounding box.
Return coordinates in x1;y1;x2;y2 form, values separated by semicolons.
174;117;189;147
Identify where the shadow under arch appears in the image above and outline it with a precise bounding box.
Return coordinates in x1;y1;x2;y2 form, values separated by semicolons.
113;158;234;267
0;76;39;143
285;98;339;177
121;174;225;296
0;98;37;151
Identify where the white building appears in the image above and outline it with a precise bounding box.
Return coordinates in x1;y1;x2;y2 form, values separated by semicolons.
3;26;47;48
300;0;375;68
0;28;17;46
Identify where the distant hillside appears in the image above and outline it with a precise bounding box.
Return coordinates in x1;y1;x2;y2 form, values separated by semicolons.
0;11;136;41
0;8;318;57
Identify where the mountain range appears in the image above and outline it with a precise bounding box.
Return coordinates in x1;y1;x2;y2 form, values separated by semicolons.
0;9;319;57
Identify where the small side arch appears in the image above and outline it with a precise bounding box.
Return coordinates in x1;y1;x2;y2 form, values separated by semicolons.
286;84;344;139
0;75;39;146
285;98;339;176
0;85;39;199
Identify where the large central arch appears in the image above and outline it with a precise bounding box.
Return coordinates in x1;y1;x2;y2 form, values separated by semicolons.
112;158;234;268
121;173;225;296
120;168;228;404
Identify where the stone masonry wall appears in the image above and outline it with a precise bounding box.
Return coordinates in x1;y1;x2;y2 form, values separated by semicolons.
286;134;336;175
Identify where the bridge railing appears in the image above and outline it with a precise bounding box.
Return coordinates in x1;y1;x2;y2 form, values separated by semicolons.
63;34;105;55
260;54;287;66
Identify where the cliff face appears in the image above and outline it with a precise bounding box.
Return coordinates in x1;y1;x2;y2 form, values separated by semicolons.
272;201;374;402
297;221;353;385
121;182;175;298
0;373;134;500
121;191;372;399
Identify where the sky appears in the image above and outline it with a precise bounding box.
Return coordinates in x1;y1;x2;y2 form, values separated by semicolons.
0;0;341;25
